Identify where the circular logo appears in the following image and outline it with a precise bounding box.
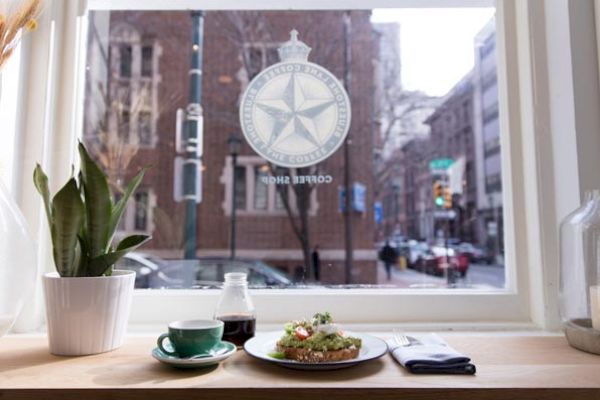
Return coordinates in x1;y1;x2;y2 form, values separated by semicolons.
240;61;351;168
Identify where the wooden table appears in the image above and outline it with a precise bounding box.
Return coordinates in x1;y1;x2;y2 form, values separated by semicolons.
0;335;599;399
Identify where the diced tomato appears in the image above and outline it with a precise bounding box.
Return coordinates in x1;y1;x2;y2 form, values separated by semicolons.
295;326;310;341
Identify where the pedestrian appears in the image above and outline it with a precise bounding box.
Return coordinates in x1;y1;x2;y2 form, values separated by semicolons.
312;245;321;281
379;240;397;281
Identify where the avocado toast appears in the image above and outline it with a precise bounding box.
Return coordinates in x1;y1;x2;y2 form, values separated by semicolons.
274;312;362;363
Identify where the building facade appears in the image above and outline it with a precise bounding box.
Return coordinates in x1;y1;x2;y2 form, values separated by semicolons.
473;18;503;257
376;17;500;250
83;10;379;283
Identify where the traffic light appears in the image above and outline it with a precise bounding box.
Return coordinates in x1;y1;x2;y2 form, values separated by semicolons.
443;187;452;209
433;182;444;207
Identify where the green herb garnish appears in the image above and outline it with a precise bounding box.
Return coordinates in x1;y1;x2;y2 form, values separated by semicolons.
268;351;286;360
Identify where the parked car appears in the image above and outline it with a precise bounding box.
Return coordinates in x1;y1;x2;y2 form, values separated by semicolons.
407;240;430;268
456;242;493;264
415;246;469;278
159;257;293;289
116;253;181;289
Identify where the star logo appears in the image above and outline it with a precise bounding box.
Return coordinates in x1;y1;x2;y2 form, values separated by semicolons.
255;72;336;149
239;31;351;169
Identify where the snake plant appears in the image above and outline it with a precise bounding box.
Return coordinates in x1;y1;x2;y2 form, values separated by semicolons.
33;143;151;277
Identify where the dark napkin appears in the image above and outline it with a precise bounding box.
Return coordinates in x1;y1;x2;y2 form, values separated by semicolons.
389;334;476;375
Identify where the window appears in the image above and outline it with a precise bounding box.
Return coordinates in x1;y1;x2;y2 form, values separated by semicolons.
105;21;160;148
244;43;280;80
118;109;130;140
224;158;317;215
234;166;247;210
138;111;152;145
141;45;153;77
253;166;268;210
119;44;132;77
134;191;149;231
17;0;573;328
116;189;155;235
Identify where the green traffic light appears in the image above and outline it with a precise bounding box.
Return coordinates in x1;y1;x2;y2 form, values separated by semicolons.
435;197;444;207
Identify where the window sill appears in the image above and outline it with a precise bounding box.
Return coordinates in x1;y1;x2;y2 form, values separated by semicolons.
0;335;597;399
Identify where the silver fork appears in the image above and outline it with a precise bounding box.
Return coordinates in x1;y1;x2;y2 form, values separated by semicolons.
392;330;411;347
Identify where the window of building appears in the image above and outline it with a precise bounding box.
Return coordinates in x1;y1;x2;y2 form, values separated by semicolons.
234;166;247;210
138;111;152;145
9;0;556;327
108;23;160;149
119;44;133;77
134;191;150;231
244;43;280;80
118;109;130;140
141;45;153;77
225;159;316;215
253;166;269;210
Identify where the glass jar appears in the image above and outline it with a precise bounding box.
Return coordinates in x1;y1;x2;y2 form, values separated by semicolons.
0;180;37;337
559;190;600;332
214;272;256;347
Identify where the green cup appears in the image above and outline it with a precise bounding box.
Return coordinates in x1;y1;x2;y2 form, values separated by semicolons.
157;320;224;358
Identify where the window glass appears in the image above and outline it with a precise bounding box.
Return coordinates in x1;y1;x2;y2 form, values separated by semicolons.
139;111;152;145
254;165;268;210
141;45;153;77
82;7;505;290
234;166;247;210
119;44;132;77
275;188;286;210
134;191;149;231
118;109;130;141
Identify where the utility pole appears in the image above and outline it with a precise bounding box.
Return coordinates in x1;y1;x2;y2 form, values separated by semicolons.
228;134;242;260
343;11;353;285
183;11;205;260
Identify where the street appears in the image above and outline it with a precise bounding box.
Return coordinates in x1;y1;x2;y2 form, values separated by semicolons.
377;261;505;289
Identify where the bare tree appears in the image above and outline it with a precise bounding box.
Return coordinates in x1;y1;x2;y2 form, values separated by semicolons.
86;82;145;192
374;25;438;163
268;164;319;281
211;11;348;281
153;204;186;249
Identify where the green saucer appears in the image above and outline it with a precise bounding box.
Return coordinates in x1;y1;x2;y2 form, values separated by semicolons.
152;341;236;369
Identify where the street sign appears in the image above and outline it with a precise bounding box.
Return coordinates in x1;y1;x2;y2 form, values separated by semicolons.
374;201;383;224
433;209;457;219
487;221;498;236
173;157;202;204
429;158;454;172
339;183;367;213
353;183;366;212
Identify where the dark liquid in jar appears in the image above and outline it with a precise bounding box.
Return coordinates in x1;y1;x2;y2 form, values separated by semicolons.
218;315;256;347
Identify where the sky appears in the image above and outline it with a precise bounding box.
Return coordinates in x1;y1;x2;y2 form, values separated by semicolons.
371;8;496;97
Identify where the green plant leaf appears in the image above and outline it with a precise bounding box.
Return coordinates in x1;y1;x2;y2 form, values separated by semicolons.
73;234;89;277
78;142;112;258
108;167;147;244
87;234;151;276
33;164;52;229
50;178;84;277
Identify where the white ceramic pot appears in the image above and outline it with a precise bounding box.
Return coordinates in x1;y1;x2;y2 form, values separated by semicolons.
43;269;135;356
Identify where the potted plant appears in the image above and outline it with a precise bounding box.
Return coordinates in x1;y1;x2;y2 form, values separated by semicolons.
34;143;150;355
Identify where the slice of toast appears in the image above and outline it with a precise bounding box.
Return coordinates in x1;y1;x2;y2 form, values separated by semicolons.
276;343;360;363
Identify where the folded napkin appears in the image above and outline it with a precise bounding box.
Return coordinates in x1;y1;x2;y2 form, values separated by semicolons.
389;333;476;375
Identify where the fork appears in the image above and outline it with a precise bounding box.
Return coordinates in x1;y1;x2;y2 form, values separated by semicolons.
392;330;411;347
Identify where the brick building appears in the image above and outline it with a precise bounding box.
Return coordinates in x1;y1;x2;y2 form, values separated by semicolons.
83;10;378;283
473;18;503;256
425;73;478;243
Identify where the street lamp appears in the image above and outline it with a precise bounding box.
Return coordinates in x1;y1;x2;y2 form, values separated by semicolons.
228;133;242;260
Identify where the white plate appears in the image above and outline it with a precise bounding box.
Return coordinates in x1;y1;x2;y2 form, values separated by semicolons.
152;341;236;368
244;331;388;370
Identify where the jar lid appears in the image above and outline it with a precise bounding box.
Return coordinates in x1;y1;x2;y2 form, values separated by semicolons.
224;272;247;283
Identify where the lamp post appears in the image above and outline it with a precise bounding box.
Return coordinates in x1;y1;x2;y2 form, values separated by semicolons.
182;11;205;260
228;134;242;260
342;10;354;285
